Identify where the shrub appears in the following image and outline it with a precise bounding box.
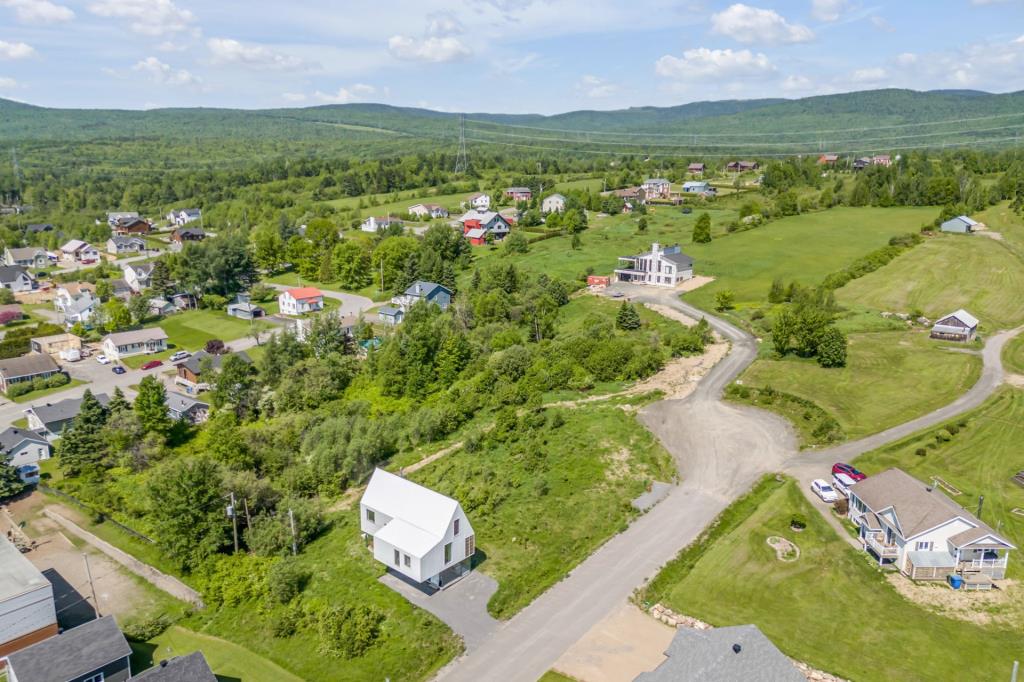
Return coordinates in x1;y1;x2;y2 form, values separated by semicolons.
267;559;309;605
248;283;277;302
714;290;735;311
6;382;32;397
834;498;849;515
202;294;229;310
47;373;70;389
270;604;303;638
915;447;928;457
790;514;807;530
316;604;386;659
122;614;173;642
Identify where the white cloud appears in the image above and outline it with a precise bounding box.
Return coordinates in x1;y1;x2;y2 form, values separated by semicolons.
388;35;470;63
492;53;539;75
157;40;186;52
810;0;846;22
710;4;814;45
869;15;895;32
781;74;813;92
0;0;74;23
0;76;16;89
851;67;887;83
576;74;616;98
207;38;308;70
132;56;201;86
1015;34;1024;44
0;40;34;59
426;11;463;36
895;52;918;66
313;83;378;103
656;47;774;80
88;0;195;36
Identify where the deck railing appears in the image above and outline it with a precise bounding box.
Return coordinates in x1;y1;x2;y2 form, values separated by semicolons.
865;534;899;558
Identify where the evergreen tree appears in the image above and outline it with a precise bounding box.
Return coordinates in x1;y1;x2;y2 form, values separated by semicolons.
693;212;712;243
128;294;150;324
637;216;648;234
0;465;25;500
394;254;419;295
435;333;472;384
768;277;785;304
470;269;482;290
616;302;641;331
134;375;172;437
107;387;131;414
307;313;352;359
149;260;172;297
571;233;582;250
211;354;260;418
146;457;229;571
57;390;109;476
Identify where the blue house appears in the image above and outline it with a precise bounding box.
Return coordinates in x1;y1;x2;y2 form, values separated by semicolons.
378;306;405;326
392;281;453;312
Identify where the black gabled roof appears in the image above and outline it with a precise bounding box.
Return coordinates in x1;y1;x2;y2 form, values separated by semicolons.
133;652;217;681
6;616;131;682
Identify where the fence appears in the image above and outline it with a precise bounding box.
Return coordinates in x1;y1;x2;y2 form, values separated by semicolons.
39;484;155;544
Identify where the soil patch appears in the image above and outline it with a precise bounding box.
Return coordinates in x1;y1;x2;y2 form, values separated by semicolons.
767;535;800;562
886;574;1023;628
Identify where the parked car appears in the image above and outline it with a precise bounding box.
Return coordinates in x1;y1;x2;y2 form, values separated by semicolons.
112;365;126;375
169;350;191;363
140;360;163;370
811;478;839;503
831;472;857;497
95;354;110;365
832;462;866;481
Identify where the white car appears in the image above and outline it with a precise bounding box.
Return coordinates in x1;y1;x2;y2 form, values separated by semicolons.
811;478;839;503
95;354;110;365
169;351;191;363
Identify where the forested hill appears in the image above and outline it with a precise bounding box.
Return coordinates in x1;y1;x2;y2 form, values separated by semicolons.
2;88;1024;152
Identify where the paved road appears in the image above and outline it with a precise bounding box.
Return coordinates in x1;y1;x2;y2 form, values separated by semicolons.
437;286;1022;682
266;283;374;318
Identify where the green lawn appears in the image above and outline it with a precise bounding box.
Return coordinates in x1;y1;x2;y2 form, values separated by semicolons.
737;330;982;443
854;386;1024;579
132;626;304;682
326;188;474;217
411;401;675;618
977;201;1024;259
117;310;277;368
641;476;1024;682
1003;334;1024;374
10;378;87;403
837;234;1024;330
538;672;579;682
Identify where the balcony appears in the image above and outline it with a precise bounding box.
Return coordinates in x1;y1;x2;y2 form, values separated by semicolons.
865;534;899;559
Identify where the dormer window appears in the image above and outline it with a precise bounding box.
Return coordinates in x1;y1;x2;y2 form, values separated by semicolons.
454;519;460;536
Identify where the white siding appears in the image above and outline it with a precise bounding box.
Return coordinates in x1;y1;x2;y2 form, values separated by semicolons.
0;583;57;647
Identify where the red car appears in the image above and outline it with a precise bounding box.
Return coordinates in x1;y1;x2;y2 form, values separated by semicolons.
832;462;866;481
140;359;164;370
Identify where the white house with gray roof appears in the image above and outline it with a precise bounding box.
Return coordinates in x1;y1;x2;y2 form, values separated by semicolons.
360;468;475;587
0;427;50;483
101;327;168;361
615;243;694;287
25;393;110;439
641;178;672;199
848;468;1015;580
123;261;155;293
541;193;567;214
4;247;49;269
0;265;35;293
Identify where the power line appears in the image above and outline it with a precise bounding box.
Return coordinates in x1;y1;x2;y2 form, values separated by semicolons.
454;113;469;174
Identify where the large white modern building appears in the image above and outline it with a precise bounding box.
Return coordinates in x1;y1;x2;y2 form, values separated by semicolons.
615;242;694;287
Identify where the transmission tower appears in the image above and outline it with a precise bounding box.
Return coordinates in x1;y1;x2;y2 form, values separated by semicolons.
454;114;469;174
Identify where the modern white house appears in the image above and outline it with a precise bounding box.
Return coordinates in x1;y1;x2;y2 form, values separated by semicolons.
101;327;169;361
467;192;491;210
360;468;476;588
940;215;979;234
0;535;58;663
541;193;567;214
615;243;694;287
278;287;324;316
360;216;403;233
54;289;96;327
166;208;202;226
408;203;449;219
392;281;452;312
930;309;979;342
848;468;1015;581
641;178;672;199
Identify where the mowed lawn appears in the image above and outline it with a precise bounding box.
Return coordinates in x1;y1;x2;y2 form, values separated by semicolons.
645;477;1024;682
1004;334;1024;374
162;309;273;348
739;330;981;442
854;386;1024;579
977;201;1024;258
837;233;1024;330
132;626;303;682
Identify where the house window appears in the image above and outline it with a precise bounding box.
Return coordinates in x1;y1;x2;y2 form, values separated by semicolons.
366;509;375;523
83;674;105;682
444;542;452;564
915;541;932;551
454;519;460;537
465;535;475;558
394;549;400;566
404;554;411;567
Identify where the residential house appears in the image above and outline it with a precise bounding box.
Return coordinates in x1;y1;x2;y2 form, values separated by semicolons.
458;210;511;244
360;468;476;588
106;211;139;228
467;192;491;210
166;391;210;424
25;393;110;439
615;243;694;287
59;240;100;265
278;287;324;316
848;468;1015;580
30;333;82;359
635;624;804;682
941;215;979;234
408;203;449;219
123;262;155;293
378;306;404;326
726;160;759;172
930;309;979;342
166;208;201;226
4;247;49;269
175;350;251;392
112;217;152;235
101;327;169;361
0;354;61;394
290;311;360;343
0;266;35;293
148;297;175;317
872;154;893;167
541;193;567;214
853;157;872;171
360;216;403;233
504;187;533;202
55;290;97;327
169;292;195;311
818;153;840;165
682;181;715;195
133;652;217;681
109;278;133;301
171;227;205;245
0;535;58;662
687;162;705;175
392;281;453;312
613;187;647;205
0;427;51;483
6;615;132;682
641;178;672;199
226;294;265;320
25;223;54;235
106;236;146;255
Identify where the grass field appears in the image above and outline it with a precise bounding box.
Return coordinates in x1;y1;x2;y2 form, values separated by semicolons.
854;386;1024;579
412;401;675;618
837;234;1024;330
132;626;304;682
1003;334;1024;374
977;201;1024;258
642;476;1024;681
10;378;86;403
737;330;982;443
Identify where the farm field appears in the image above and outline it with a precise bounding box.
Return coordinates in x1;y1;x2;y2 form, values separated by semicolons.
977;201;1024;257
837;233;1024;330
854;386;1024;580
132;626;304;682
737;330;982;443
641;476;1024;682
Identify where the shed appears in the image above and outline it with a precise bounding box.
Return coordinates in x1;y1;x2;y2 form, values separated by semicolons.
931;309;979;342
940;215;978;234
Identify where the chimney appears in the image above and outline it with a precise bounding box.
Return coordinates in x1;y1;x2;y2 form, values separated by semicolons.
651;242;661;255
732;643;742;654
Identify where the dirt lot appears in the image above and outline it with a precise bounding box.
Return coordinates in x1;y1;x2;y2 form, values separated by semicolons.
886;574;1024;628
2;493;178;629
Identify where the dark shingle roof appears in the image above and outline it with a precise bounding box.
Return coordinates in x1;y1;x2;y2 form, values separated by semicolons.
7;615;131;682
662;251;694;268
133;652;217;681
28;393;110;427
404;280;451;299
180;350;251;375
0;264;31;283
0;426;49;452
0;353;59;380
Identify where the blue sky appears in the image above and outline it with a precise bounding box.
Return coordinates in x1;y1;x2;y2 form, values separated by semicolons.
1;0;1023;112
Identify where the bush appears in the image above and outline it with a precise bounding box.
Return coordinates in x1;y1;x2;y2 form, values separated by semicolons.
790;514;807;530
6;382;32;397
915;447;928;457
316;604;386;659
47;373;70;389
202;294;229;310
270;604;303;638
714;290;735;311
267;559;309;605
834;498;849;515
122;614;173;642
248;283;276;302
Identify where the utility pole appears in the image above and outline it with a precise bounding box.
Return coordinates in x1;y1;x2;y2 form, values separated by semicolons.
288;508;298;557
454;114;469;174
1011;660;1019;682
227;492;239;553
976;495;984;520
83;553;100;618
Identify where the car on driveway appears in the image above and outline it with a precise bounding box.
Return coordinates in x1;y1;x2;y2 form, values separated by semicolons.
811;479;839;503
96;354;110;365
112;365;126;375
140;360;163;370
169;350;191;363
832;462;866;481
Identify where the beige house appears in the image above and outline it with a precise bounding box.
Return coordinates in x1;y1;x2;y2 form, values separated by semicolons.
101;327;168;361
29;333;82;358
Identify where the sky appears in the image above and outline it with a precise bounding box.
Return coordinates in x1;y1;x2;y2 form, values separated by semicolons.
1;0;1024;113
